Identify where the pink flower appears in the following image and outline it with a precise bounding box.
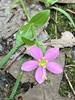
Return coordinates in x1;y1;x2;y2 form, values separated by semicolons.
21;46;63;84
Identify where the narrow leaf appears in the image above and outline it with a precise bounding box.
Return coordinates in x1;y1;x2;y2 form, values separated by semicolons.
51;7;75;27
0;45;20;69
7;57;27;100
9;71;23;100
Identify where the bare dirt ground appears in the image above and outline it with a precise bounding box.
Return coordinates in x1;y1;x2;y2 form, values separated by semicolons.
0;0;75;100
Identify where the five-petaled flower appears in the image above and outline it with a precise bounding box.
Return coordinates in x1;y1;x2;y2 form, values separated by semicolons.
21;46;63;84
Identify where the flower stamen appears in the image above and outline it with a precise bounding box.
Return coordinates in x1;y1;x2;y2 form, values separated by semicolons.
42;74;47;80
38;58;48;68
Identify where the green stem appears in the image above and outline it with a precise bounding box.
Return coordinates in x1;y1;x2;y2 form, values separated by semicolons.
8;71;23;100
20;0;30;20
36;40;46;53
6;57;25;100
6;72;23;100
55;10;58;39
0;45;21;69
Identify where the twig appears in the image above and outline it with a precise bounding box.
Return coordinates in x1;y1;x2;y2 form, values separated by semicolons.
67;9;75;15
3;47;26;72
64;72;75;96
5;30;18;40
65;64;75;68
5;13;15;23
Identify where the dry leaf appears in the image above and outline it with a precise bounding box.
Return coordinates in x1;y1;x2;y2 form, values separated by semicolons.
50;31;75;48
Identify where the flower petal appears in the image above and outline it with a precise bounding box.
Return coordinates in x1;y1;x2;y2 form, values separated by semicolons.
21;60;38;72
35;67;46;84
45;48;59;61
28;46;43;60
47;62;63;74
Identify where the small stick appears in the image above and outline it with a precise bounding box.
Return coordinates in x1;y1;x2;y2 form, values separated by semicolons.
67;9;75;15
65;64;75;68
64;72;75;96
5;30;18;40
5;13;15;23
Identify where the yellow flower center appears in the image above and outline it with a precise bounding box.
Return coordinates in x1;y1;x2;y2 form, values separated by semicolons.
38;58;48;68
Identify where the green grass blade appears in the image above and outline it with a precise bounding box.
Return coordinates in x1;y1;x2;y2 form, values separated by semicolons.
6;57;25;100
8;71;23;100
51;6;75;28
0;45;21;69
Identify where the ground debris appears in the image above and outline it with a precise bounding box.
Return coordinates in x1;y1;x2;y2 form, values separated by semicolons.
0;71;16;100
59;0;75;3
50;31;75;48
0;0;26;39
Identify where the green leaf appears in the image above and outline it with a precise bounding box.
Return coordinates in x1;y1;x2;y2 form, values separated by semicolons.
29;10;50;27
7;57;27;100
20;23;34;38
21;37;35;45
48;0;59;4
8;71;23;100
16;10;50;46
13;0;20;4
16;23;33;46
51;6;75;28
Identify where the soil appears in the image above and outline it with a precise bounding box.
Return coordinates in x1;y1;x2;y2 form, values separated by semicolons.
0;0;75;100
